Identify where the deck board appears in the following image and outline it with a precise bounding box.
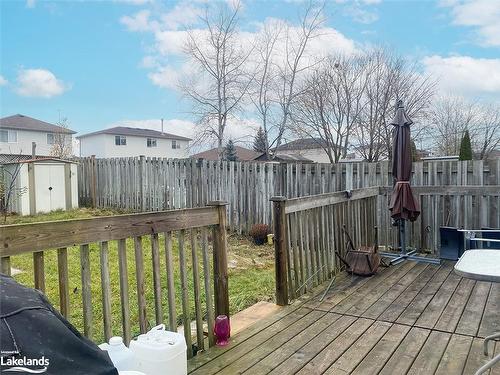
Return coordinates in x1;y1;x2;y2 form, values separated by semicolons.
455;281;491;337
189;260;500;375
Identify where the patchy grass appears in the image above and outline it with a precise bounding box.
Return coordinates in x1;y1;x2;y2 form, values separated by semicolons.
3;207;130;225
6;209;275;344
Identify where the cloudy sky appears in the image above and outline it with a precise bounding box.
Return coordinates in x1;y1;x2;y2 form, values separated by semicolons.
1;0;499;142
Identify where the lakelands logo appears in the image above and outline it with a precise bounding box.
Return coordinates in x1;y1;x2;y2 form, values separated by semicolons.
0;356;49;373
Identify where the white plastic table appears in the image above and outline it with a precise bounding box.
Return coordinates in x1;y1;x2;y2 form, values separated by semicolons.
455;250;500;375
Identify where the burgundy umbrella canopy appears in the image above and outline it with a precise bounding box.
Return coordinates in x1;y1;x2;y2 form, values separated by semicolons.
388;100;420;222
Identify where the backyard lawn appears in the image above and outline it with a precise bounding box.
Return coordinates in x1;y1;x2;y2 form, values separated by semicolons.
5;209;275;344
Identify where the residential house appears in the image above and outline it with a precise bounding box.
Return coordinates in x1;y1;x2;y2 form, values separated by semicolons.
273;138;333;163
0;114;75;158
77;126;191;158
192;146;261;161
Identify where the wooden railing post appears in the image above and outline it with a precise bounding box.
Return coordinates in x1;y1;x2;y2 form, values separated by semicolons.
1;256;11;276
271;196;288;306
209;201;229;319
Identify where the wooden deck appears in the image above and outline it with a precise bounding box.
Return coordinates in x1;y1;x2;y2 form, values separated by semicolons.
188;261;500;375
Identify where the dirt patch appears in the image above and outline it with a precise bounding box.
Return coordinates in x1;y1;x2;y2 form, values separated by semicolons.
227;234;274;270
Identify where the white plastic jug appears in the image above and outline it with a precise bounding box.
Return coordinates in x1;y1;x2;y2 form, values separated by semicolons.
99;336;138;372
129;324;187;375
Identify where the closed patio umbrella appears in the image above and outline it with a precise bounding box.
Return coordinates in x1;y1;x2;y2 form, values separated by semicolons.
381;100;439;265
389;100;420;222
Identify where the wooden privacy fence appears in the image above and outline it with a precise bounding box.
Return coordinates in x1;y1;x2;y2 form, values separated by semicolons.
271;187;380;304
378;185;500;253
0;203;229;358
78;157;500;235
272;184;500;304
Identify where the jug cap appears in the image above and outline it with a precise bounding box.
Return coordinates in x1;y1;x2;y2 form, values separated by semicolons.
109;336;124;346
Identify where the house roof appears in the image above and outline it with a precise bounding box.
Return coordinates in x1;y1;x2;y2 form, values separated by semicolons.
76;126;191;141
0;154;34;164
274;138;328;151
2;157;77;165
192;146;261;161
254;152;313;162
0;114;76;134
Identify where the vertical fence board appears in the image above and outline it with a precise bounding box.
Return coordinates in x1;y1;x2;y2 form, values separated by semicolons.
117;239;131;344
99;242;112;341
164;231;177;332
80;244;93;339
57;248;70;318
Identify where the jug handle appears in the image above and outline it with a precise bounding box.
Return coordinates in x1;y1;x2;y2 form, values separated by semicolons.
149;324;166;333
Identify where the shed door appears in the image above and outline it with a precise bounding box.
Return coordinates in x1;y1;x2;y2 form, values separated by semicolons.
35;164;66;213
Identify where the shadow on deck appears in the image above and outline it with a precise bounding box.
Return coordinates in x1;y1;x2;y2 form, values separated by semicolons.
188;260;500;375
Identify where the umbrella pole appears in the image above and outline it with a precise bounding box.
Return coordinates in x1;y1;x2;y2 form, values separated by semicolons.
401;219;406;255
381;218;440;265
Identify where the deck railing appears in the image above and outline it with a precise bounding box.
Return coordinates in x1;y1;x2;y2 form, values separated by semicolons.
271;187;379;305
0;203;229;358
272;185;500;305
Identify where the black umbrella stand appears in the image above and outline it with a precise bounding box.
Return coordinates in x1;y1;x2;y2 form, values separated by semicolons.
380;219;440;265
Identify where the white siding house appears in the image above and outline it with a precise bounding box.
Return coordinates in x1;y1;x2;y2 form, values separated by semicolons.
0;114;75;157
273;138;333;163
77;127;191;158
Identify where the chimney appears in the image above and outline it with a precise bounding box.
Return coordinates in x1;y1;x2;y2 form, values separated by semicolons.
161;118;164;134
32;142;36;159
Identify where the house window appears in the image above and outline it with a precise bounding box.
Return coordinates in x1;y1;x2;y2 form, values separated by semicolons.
47;133;55;145
0;129;17;143
115;135;127;146
172;140;181;149
147;138;157;148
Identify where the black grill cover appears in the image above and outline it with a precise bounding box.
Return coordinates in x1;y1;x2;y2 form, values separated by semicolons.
0;274;118;375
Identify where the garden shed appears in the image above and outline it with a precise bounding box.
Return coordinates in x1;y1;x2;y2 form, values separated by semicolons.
2;158;78;215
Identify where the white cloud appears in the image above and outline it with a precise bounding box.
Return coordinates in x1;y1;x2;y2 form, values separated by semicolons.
441;0;500;46
26;0;35;8
0;75;7;86
15;68;69;98
344;6;378;24
140;55;159;69
149;21;357;90
120;10;156;32
422;55;500;97
160;3;203;30
115;0;153;5
154;29;190;55
148;65;183;89
121;1;203;33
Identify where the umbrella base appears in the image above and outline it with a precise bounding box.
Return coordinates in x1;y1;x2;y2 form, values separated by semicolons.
380;250;441;265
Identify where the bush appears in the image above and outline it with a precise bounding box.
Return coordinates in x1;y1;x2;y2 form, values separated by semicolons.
249;224;270;245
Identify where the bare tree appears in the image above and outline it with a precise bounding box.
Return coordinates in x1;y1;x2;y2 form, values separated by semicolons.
250;3;325;159
249;20;282;159
50;117;73;159
353;49;435;161
427;96;477;156
476;103;500;159
427;96;500;159
291;55;366;162
181;1;253;160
